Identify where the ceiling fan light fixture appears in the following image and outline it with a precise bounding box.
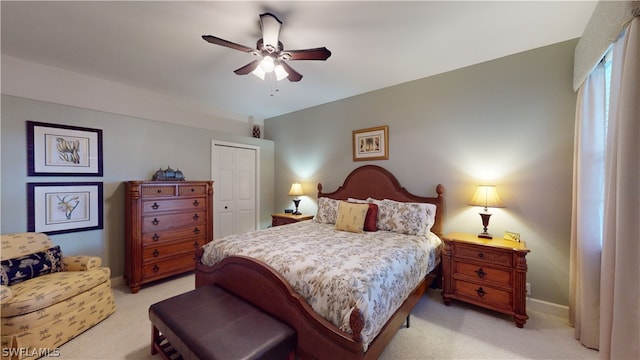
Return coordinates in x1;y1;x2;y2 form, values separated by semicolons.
259;55;275;73
251;66;266;80
274;64;289;81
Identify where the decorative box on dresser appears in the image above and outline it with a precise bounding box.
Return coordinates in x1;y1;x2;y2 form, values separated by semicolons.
441;232;530;327
271;213;314;227
125;181;213;293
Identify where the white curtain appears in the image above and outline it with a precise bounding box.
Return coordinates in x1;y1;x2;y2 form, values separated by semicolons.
599;16;639;360
570;15;640;359
569;46;607;351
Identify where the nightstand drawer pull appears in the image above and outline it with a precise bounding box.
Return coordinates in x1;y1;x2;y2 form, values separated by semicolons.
192;213;199;221
475;287;486;298
478;252;484;258
152;249;159;257
151;202;159;210
475;268;487;278
152;218;159;225
152;265;160;273
152;234;160;242
192;200;199;207
193;227;200;234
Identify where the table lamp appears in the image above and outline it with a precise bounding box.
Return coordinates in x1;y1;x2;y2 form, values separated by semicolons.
288;183;303;215
469;185;504;239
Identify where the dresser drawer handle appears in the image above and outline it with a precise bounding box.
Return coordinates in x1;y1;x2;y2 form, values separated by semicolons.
192;213;199;221
152;249;159;257
475;287;486;298
151;202;159;210
475;268;487;278
152;265;160;273
478;252;484;258
193;227;200;234
152;218;159;225
193;240;199;248
152;234;160;242
192;200;199;207
157;189;162;194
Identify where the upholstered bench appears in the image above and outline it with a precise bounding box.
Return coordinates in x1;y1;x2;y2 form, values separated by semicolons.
149;285;296;360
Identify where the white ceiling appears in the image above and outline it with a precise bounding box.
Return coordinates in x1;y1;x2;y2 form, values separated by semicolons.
1;1;597;120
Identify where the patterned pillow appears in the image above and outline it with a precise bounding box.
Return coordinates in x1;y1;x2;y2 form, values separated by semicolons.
0;246;64;286
346;199;378;231
314;197;340;224
377;199;437;235
335;202;369;233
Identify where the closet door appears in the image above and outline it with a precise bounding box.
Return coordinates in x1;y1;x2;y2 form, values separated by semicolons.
212;144;257;239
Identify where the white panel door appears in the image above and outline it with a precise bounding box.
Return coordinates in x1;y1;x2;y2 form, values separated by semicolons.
212;143;257;239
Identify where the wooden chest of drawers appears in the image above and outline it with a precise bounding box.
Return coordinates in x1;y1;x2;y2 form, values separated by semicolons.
125;181;213;293
441;232;530;327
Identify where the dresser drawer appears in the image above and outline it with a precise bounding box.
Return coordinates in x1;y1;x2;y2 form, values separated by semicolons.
178;184;208;196
142;226;207;245
142;211;206;232
454;244;512;267
455;262;512;286
272;217;296;226
142;185;176;197
142;254;196;279
454;280;512;311
142;197;207;214
143;238;203;262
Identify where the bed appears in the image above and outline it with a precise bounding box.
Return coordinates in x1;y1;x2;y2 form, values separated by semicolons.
195;165;445;359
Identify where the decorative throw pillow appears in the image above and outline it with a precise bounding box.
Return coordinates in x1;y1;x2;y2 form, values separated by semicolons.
0;245;63;286
335;201;369;233
363;203;379;232
315;197;340;224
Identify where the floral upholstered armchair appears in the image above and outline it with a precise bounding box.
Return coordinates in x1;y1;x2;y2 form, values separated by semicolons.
1;233;116;360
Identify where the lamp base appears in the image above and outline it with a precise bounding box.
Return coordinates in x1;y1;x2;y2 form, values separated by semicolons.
293;199;301;215
478;212;493;239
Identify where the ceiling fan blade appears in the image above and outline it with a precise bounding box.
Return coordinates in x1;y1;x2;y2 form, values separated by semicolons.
279;62;303;82
202;35;254;53
284;47;332;61
233;60;260;75
259;13;282;52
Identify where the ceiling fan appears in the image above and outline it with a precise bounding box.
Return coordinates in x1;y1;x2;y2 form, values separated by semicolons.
202;12;331;82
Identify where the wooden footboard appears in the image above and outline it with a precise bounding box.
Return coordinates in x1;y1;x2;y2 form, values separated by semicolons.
195;249;437;360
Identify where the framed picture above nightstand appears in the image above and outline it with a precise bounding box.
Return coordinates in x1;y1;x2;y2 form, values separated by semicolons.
271;213;313;227
441;232;530;327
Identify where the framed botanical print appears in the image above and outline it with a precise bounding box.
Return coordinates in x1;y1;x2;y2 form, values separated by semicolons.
352;125;389;161
27;121;103;176
27;182;103;235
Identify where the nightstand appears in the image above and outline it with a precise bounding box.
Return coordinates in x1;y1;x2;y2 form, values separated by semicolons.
271;213;314;227
441;232;530;327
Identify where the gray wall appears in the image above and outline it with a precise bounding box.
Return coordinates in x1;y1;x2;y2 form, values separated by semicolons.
1;95;275;278
266;39;578;306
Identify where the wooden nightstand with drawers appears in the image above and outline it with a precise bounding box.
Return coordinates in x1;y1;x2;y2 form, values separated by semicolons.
441;232;530;327
271;213;314;227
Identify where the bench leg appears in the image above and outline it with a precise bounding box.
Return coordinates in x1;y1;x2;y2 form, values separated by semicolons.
151;324;159;355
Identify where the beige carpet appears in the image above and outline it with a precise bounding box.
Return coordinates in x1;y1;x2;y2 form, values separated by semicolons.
57;273;598;359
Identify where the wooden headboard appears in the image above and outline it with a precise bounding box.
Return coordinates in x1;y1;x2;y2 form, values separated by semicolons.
317;165;445;237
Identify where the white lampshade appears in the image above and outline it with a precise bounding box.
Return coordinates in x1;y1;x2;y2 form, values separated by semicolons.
288;183;303;197
274;64;289;81
469;185;504;210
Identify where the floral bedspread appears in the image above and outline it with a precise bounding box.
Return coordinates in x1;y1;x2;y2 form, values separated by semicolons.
200;220;442;351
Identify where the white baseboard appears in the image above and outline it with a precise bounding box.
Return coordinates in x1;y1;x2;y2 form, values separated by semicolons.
527;297;569;319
